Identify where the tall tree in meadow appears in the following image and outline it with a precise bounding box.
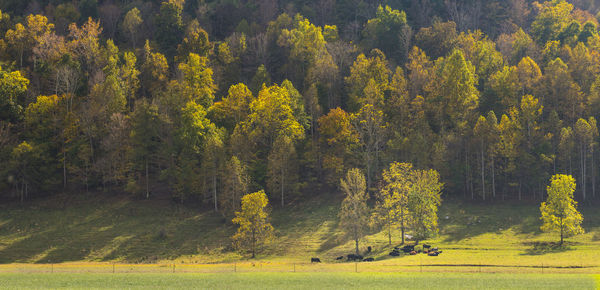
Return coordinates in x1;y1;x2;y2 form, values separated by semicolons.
407;168;443;244
540;174;584;245
372;162;413;245
232;190;274;258
339;168;369;255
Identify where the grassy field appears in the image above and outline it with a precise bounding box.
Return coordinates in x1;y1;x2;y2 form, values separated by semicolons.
0;272;596;289
0;192;600;272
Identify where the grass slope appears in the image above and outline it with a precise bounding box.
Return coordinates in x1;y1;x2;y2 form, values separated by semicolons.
0;193;600;270
0;273;596;289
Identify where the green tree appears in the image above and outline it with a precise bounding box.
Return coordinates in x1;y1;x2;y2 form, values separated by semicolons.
128;100;162;199
267;135;297;207
209;83;254;132
345;50;390;111
373;162;413;245
221;156;249;216
170;101;215;203
0;65;29;122
121;7;142;48
339;168;369;255
156;0;184;58
10;141;36;202
540;174;584;245
232;190;275;258
530;0;574;45
407;168;443;244
362;5;408;62
429;49;479;132
352;104;386;190
318;107;359;187
178;53;216;108
177;20;211;62
141;40;169;97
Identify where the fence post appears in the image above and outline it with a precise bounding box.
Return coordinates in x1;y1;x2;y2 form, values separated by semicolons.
113;263;115;274
172;264;175;273
51;263;53;274
234;263;236;273
541;262;544;274
293;263;295;273
355;262;358;273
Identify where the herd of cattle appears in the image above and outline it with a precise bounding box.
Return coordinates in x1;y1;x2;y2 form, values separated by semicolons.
311;244;442;263
389;244;443;257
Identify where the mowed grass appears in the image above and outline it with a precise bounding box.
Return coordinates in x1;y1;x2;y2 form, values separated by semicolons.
0;192;600;271
0;273;596;289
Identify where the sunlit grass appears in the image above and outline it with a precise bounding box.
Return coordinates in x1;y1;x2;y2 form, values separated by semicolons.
0;193;599;272
0;272;595;289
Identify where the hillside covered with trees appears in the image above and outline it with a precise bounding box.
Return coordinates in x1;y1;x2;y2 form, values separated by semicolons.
1;0;600;214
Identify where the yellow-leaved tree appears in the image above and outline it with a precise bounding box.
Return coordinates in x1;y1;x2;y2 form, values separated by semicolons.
339;168;369;255
540;174;584;245
232;190;274;258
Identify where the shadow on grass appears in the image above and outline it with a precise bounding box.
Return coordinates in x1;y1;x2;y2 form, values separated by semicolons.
438;198;555;243
520;241;574;255
0;193;232;264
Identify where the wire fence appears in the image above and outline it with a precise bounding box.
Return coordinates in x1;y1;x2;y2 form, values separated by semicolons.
0;262;598;274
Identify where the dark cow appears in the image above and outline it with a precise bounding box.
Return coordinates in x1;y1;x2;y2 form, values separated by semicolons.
347;254;363;261
367;246;372;253
363;257;374;262
336;256;344;260
311;257;321;263
423;244;431;249
401;245;414;253
389;251;400;256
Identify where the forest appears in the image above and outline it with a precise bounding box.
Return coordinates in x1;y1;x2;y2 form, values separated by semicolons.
1;0;600;215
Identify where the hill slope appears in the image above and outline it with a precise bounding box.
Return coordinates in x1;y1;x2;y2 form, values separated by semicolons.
0;193;599;268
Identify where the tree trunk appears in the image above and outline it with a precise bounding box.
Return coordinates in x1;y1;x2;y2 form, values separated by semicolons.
492;157;496;199
592;149;596;198
560;217;564;245
252;229;256;258
145;159;149;199
480;141;485;201
401;207;405;245
63;146;67;190
581;143;586;200
213;172;218;212
355;239;359;255
281;165;284;207
388;214;392;246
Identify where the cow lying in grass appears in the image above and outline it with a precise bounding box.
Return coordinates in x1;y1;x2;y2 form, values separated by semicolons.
427;250;443;256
